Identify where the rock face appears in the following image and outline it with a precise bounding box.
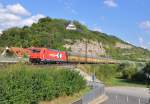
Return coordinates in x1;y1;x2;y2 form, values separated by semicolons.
64;39;106;57
115;42;132;49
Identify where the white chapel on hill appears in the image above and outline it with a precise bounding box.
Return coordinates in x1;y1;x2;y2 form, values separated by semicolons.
66;21;77;30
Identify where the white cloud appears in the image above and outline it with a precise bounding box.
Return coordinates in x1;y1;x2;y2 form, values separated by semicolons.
139;20;150;31
93;27;103;32
20;14;45;26
6;3;30;16
0;3;45;32
0;13;21;22
138;37;150;49
139;37;145;48
104;0;117;7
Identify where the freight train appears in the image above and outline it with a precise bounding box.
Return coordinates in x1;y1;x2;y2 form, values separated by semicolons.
29;47;118;64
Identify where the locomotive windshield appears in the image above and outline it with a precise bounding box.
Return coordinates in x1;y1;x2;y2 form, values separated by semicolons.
31;49;41;53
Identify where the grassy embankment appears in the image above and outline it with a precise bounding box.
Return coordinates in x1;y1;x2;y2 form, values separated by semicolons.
0;64;88;104
40;87;90;104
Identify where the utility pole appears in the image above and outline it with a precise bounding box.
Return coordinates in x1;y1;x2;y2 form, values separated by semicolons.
85;39;88;64
78;48;81;65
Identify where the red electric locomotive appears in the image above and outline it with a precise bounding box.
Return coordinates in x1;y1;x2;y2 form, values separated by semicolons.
29;48;67;63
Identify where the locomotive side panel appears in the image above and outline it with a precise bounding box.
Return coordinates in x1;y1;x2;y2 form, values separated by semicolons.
46;49;67;62
29;48;47;63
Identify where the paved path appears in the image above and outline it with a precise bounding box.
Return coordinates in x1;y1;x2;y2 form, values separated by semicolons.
106;87;150;98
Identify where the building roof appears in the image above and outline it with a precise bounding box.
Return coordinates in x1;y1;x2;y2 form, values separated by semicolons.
66;22;77;30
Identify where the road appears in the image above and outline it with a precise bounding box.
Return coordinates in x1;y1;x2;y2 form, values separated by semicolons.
105;87;149;98
103;87;150;104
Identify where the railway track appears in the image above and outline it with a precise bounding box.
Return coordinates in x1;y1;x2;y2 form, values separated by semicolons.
0;56;146;66
27;63;78;69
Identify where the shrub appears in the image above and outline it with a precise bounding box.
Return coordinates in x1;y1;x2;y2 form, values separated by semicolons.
143;62;150;76
82;64;118;82
133;62;150;84
0;64;86;104
122;67;137;80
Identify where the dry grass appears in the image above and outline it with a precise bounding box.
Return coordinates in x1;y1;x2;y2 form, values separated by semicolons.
39;87;90;104
40;96;78;104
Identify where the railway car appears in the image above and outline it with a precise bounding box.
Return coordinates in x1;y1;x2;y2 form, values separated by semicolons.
29;48;67;63
67;52;101;64
67;52;118;64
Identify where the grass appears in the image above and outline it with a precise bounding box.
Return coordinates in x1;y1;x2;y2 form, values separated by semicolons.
105;77;148;87
39;87;90;104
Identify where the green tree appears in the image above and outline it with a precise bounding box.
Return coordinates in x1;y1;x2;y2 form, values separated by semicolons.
143;62;150;84
143;62;150;75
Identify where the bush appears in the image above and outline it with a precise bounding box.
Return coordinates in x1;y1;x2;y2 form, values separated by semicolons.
143;62;150;76
0;64;86;104
82;64;118;82
132;71;146;81
117;63;138;80
133;62;150;84
122;67;137;80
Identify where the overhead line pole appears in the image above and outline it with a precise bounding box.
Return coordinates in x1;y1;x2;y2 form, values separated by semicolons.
85;37;88;64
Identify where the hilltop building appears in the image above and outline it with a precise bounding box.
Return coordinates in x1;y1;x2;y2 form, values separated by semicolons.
66;21;77;30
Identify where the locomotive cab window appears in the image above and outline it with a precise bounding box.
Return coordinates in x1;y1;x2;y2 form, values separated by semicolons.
32;49;41;53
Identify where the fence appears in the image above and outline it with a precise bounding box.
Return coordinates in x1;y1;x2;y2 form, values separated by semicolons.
104;92;150;104
72;81;105;104
0;56;28;63
82;82;105;104
0;56;19;63
72;81;149;104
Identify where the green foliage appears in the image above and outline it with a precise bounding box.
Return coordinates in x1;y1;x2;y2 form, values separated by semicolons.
80;64;148;86
143;62;150;75
0;64;86;104
118;62;150;84
133;62;150;84
122;66;137;80
117;63;139;80
82;64;117;82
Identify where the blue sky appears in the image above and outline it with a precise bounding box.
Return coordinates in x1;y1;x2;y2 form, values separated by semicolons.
0;0;150;49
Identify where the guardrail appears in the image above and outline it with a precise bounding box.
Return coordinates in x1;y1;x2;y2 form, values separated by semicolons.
0;56;29;63
72;81;105;104
104;92;150;104
0;56;19;63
